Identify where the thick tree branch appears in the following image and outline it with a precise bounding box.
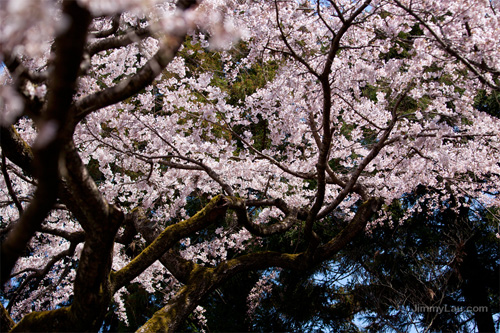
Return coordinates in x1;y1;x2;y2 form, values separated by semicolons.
73;0;199;126
59;141;124;330
1;0;92;286
131;208;199;284
317;84;411;220
137;250;307;333
318;196;382;258
136;265;216;333
138;195;380;333
10;307;73;332
112;195;227;291
1;153;23;214
38;226;85;243
1;303;15;332
0;125;35;175
88;26;152;56
90;14;121;39
70;206;123;331
62;141;111;232
74;39;183;124
226;197;300;236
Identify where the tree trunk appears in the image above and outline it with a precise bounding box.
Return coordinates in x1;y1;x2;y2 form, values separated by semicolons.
460;239;495;333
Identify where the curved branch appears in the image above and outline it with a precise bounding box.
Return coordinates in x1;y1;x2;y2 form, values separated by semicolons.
137;194;380;333
175;157;235;196
111;195;227;291
318;196;382;258
325;164;369;200
153;154;235;196
88;26;152;56
226;197;300;236
1;153;23;214
90;14;121;39
392;0;500;91
38;226;85;243
2;53;48;84
136;265;215;333
274;0;320;78
1;0;92;286
137;251;307;333
7;242;78;312
128;211;199;284
176;0;199;10
245;197;291;215
318;84;411;219
73;14;193;125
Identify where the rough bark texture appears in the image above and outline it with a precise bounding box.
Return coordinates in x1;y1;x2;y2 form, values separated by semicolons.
0;0;92;285
112;195;227;290
460;239;496;333
0;126;34;175
3;0;494;331
1;303;15;332
135;196;381;332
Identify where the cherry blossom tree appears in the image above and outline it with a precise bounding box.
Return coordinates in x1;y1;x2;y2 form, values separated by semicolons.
1;0;499;331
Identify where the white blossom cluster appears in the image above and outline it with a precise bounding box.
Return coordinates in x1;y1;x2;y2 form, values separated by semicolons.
1;0;499;328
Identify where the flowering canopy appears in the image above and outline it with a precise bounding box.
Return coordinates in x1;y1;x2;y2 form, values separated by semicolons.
0;0;499;331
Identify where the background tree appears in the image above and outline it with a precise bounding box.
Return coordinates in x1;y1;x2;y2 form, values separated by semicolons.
0;0;499;332
339;188;499;332
184;190;499;332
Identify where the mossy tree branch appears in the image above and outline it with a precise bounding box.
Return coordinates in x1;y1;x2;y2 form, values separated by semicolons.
226;197;300;236
129;211;199;284
112;195;227;290
137;196;380;332
1;303;14;332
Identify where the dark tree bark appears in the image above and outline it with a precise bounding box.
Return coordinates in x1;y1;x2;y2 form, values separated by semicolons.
460;239;496;333
0;0;92;286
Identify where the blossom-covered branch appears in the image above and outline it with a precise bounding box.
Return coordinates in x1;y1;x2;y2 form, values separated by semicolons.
1;0;498;331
